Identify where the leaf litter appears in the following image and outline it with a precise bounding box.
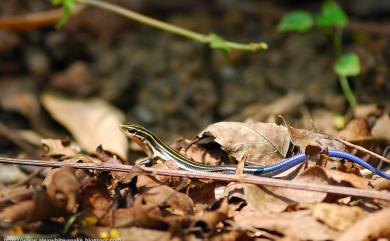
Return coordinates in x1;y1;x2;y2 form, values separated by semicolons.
0;108;390;240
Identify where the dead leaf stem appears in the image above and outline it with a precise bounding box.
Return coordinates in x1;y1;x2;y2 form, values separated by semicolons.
0;156;389;201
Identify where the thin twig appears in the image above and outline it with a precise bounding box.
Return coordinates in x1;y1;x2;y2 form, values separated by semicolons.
0;156;389;200
76;0;267;51
0;121;38;157
335;137;390;164
0;5;85;31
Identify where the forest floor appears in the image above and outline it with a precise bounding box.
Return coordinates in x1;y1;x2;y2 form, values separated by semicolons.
0;1;389;240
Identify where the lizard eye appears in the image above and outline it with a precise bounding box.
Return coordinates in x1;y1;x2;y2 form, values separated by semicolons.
127;128;138;135
120;124;138;135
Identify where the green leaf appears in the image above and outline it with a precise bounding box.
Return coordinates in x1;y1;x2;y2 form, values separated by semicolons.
316;0;348;28
277;11;313;32
51;0;75;28
334;53;360;77
208;33;230;54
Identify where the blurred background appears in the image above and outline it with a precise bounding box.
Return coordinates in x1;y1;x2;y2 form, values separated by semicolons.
0;0;389;157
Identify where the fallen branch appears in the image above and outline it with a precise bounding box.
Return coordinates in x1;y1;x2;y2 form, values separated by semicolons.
0;156;389;200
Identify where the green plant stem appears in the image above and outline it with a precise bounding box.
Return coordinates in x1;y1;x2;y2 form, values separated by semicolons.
333;27;343;56
76;0;267;51
339;75;357;108
333;27;357;108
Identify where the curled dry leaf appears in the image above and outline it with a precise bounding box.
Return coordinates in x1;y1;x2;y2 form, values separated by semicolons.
176;139;225;166
371;114;390;141
44;166;81;213
197;122;291;165
312;203;367;231
41;138;81;157
336;207;390;241
234;210;338;240
41;93;127;159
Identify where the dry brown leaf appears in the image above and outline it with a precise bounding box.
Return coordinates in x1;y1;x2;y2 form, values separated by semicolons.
41;92;127;159
198;122;291;165
50;61;96;95
81;182;113;220
142;185;193;216
306;109;339;135
133;194;171;230
224;183;291;213
95;145;135;182
223;168;332;214
336;119;371;141
17;129;45;146
63;154;102;164
0;200;35;222
193;199;229;233
0;186;33;204
312;203;367;231
187;180;218;206
234;210;338;240
371;114;390;141
110;208;135;227
41;138;81;157
336;207;390;241
0;188;65;223
136;161;184;188
319;167;369;189
0;79;41;123
232;92;305;122
353;104;383;119
176;139;225;166
288;125;345;151
370;172;390;190
44;166;81;212
267;167;330;203
0;164;28;185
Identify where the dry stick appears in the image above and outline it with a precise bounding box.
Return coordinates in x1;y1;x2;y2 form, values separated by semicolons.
0;156;390;201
